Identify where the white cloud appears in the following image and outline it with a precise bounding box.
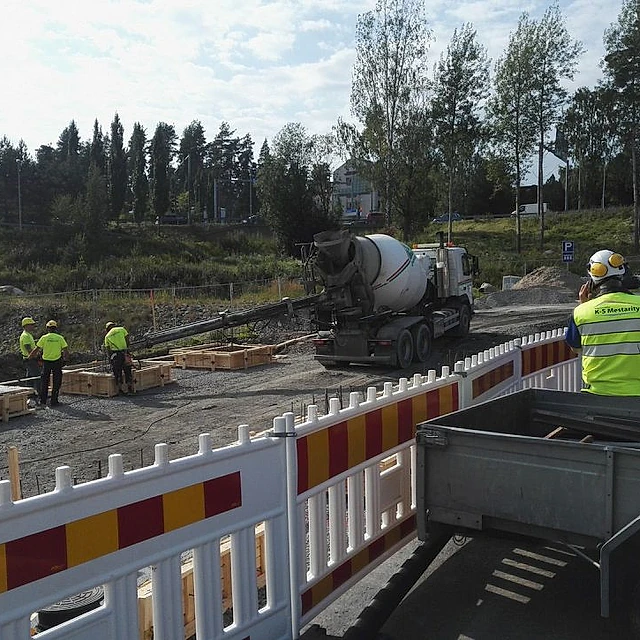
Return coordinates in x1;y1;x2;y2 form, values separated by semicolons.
0;0;626;155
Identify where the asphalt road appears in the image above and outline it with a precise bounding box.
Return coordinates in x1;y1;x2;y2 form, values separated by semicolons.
307;535;629;640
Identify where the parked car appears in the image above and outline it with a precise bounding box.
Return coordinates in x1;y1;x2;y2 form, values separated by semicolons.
241;215;264;225
155;214;188;225
432;212;462;223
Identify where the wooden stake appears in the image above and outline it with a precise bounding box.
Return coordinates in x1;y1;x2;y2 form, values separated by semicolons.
8;446;21;501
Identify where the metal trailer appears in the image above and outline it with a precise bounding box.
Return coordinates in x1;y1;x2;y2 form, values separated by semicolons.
416;389;640;625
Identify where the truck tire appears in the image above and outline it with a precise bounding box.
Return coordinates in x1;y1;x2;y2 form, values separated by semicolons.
412;323;432;363
395;329;414;369
450;303;471;337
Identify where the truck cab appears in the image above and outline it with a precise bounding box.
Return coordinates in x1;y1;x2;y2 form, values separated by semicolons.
511;203;548;217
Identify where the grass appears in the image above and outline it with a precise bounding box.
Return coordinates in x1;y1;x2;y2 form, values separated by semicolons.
424;206;636;286
0;206;636;361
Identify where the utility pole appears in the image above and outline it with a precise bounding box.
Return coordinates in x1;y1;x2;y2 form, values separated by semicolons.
16;159;22;231
187;154;191;224
213;178;218;223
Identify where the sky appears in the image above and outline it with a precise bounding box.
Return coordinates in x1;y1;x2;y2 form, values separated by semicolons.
0;0;623;174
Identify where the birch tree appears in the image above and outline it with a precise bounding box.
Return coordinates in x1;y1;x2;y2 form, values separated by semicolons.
432;23;489;242
604;0;640;251
530;3;583;248
350;0;431;225
487;13;538;253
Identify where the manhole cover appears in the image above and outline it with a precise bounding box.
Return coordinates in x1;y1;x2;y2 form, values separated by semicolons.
36;586;104;630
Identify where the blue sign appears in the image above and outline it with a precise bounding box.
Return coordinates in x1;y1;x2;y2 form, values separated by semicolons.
562;252;574;263
562;240;574;253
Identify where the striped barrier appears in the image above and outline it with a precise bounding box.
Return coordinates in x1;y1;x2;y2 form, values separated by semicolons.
0;328;582;640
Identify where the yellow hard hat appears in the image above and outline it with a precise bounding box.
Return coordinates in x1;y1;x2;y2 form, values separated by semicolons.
105;322;116;330
46;320;58;328
21;317;36;327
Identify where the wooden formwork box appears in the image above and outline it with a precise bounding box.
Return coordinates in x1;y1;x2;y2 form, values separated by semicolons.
0;385;35;422
171;344;275;371
137;525;267;639
60;361;175;397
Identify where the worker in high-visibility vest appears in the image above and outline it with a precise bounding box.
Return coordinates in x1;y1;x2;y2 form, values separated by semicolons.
32;320;68;407
19;316;42;405
104;322;134;395
565;249;640;396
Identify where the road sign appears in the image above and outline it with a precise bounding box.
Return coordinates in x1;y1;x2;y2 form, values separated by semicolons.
562;240;574;253
562;253;574;263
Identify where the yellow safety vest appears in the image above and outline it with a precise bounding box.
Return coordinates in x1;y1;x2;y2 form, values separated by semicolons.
573;291;640;396
19;330;36;359
36;332;68;362
104;326;128;351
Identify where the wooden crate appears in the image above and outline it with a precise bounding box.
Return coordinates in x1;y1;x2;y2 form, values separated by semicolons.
0;385;35;422
172;344;274;371
61;362;175;397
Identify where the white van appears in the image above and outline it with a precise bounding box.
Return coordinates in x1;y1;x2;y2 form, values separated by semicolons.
511;203;548;217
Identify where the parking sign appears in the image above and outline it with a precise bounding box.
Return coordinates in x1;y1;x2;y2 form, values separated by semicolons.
562;240;574;253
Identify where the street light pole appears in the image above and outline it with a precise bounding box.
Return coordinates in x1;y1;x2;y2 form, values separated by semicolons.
16;159;22;231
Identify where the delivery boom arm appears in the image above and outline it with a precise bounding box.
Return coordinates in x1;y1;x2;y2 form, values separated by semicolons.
131;293;323;350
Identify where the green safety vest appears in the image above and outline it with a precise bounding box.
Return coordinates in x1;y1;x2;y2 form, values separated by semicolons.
36;332;68;361
104;326;128;351
573;291;640;396
19;330;36;359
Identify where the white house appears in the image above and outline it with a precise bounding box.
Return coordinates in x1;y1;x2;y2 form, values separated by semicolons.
332;161;379;219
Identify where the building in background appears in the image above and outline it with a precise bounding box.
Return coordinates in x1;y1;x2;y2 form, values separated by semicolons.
332;161;379;220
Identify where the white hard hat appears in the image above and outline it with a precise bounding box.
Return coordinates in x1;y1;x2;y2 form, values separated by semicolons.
587;249;625;284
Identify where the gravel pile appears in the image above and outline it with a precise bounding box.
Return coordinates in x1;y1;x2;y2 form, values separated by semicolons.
476;266;582;310
475;286;578;309
512;266;584;290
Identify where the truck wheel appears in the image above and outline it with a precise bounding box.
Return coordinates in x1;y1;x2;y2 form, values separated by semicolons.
413;323;432;363
396;329;414;369
451;304;471;337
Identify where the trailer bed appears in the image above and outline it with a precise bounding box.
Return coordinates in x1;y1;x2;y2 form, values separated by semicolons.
416;389;640;548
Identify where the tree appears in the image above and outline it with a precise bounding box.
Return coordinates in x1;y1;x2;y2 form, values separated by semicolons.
530;3;583;248
488;13;541;252
149;123;176;218
350;0;431;225
604;0;640;250
56;120;84;197
257;123;333;254
89;119;106;173
177;120;207;220
109;113;127;219
431;22;490;241
85;163;108;240
128;123;149;223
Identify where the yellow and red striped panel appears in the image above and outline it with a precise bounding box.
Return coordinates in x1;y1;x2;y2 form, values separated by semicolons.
296;384;458;494
0;471;241;594
300;515;416;615
472;362;514;399
521;340;576;376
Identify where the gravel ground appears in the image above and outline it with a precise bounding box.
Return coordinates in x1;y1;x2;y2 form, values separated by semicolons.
0;302;576;499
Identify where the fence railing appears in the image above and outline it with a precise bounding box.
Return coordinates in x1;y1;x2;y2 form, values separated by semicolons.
0;328;581;640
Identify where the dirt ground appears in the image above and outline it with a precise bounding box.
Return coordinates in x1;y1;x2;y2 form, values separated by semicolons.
0;299;576;499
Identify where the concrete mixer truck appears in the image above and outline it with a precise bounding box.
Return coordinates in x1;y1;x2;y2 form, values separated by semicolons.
134;229;478;369
304;229;478;367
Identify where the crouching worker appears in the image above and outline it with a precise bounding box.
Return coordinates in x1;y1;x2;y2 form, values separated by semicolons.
104;322;134;395
33;320;68;407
